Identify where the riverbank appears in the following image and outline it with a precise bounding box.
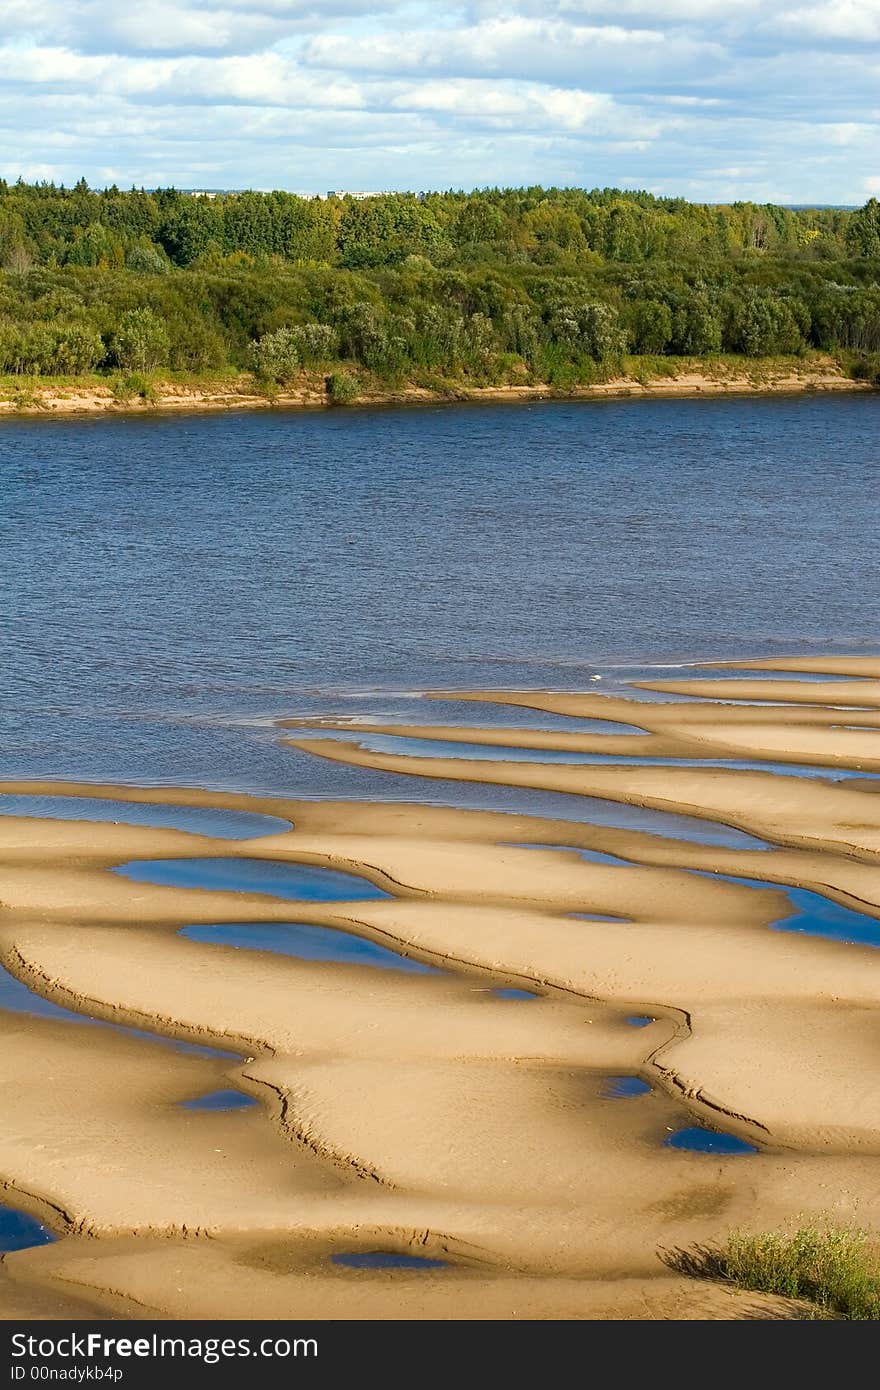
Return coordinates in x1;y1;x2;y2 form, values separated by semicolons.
1;655;880;1319
0;354;873;418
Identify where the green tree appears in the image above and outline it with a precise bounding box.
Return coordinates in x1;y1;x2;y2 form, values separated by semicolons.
248;327;300;383
113;308;170;372
626;299;673;354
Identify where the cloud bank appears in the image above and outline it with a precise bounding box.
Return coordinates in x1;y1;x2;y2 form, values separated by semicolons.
1;1;877;201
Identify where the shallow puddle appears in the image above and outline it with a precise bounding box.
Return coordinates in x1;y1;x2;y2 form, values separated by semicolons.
0;794;291;840
113;856;391;902
179;1088;258;1111
0;1203;55;1253
600;1075;652;1099
179;921;437;973
665;1126;758;1155
331;1252;448;1270
492;987;539;1000
711;873;880;949
626;1015;654;1027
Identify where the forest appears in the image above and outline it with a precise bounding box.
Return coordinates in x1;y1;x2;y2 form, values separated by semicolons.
1;179;879;392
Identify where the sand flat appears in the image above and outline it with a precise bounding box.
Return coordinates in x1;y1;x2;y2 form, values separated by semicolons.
4;664;880;1318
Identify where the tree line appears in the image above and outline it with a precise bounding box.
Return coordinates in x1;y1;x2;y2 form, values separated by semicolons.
1;179;879;385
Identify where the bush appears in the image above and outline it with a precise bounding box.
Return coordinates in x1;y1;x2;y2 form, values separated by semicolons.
288;322;338;364
111;373;157;403
248;326;300;384
113;308;169;373
327;371;360;405
717;1227;880;1319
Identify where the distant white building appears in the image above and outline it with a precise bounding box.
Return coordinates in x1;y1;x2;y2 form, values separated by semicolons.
322;190;393;200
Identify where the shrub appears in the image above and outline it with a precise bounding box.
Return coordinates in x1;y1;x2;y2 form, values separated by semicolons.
327;371;360;405
113;308;169;373
717;1227;880;1319
248;326;300;384
111;373;157;403
288;322;338;364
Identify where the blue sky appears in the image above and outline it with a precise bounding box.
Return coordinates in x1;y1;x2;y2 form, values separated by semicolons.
1;1;878;202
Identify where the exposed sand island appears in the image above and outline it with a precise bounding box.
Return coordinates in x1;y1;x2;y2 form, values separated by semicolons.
1;655;879;1320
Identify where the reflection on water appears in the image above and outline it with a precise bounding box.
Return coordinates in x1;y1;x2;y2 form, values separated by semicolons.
179;921;437;973
0;794;291;840
113;857;391;902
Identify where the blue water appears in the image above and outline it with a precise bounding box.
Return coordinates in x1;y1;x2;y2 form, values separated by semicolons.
512;841;636;866
492;987;539;1000
331;1252;448;1270
569;912;630;923
601;1076;652;1099
0;794;290;839
681;668;862;683
665;1126;759;1155
0;1204;55;1253
180;1088;258;1111
709;874;880;949
772;888;880;947
113;857;391;902
0;963;87;1024
179;921;437;973
627;1015;654;1027
331;732;876;784
1;398;877;799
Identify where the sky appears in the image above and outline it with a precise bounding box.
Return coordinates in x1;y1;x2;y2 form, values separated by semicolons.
1;0;878;203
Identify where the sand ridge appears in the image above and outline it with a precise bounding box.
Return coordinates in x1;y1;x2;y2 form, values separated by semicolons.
2;655;880;1319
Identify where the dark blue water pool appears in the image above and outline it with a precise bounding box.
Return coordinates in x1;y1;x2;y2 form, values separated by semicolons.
179;921;436;973
492;987;539;1000
626;1015;654;1027
0;793;291;839
601;1075;652;1099
113;857;391;901
331;1252;448;1270
0;1204;55;1252
665;1126;758;1155
179;1088;258;1111
569;912;630;923
710;873;880;948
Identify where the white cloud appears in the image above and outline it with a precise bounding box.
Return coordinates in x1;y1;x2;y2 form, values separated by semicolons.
774;1;880;42
0;0;876;201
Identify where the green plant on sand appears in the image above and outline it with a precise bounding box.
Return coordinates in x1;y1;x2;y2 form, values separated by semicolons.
717;1226;880;1320
326;371;360;405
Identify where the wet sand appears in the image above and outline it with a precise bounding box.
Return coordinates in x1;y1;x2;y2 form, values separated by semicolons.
2;654;880;1319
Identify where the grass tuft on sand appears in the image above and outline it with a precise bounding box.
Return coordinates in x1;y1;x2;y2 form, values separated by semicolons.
718;1227;880;1320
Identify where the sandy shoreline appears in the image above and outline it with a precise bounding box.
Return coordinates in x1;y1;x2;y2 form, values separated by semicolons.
2;654;880;1320
0;359;873;419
